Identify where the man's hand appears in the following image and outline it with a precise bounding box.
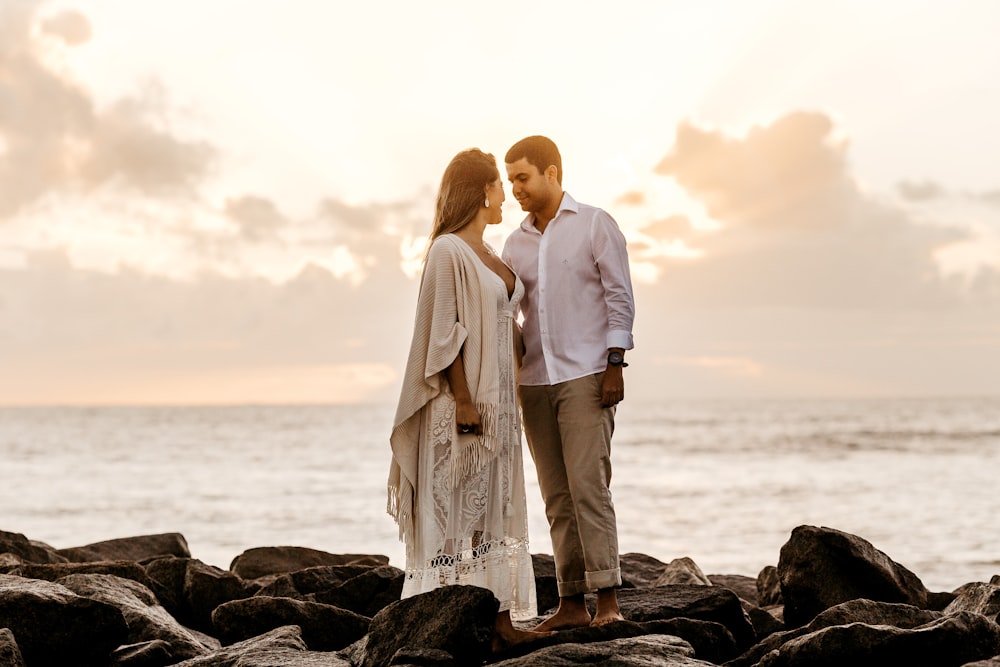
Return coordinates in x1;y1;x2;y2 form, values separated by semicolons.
601;366;625;407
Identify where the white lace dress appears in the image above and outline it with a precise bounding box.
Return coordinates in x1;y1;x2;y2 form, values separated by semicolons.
402;258;537;620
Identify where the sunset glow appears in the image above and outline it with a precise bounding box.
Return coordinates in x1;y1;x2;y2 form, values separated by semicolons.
2;0;999;404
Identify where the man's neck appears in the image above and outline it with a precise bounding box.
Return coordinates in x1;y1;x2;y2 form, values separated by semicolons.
533;190;564;233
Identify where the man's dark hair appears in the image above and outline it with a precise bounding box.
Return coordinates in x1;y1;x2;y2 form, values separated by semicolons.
506;135;562;185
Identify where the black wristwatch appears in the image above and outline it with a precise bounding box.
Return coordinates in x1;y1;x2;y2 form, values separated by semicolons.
607;351;628;368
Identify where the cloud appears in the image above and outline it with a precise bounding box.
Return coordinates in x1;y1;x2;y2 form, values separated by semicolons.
0;2;214;219
651;111;983;309
224;195;288;241
40;9;92;45
897;180;947;202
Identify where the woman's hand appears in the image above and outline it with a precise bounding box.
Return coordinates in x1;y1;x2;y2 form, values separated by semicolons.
455;398;483;435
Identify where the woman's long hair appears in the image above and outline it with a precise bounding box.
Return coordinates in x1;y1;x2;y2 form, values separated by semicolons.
427;148;498;251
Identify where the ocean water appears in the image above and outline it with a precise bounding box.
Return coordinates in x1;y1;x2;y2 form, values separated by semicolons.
1;397;998;592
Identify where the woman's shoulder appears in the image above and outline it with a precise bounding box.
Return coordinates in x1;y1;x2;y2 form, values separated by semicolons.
427;234;466;259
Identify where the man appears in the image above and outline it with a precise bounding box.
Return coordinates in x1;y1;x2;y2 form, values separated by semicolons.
502;136;635;629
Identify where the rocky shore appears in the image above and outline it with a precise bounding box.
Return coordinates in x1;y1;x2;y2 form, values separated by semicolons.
2;524;999;666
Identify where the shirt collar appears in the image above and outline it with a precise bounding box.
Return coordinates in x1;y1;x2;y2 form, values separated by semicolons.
519;192;579;234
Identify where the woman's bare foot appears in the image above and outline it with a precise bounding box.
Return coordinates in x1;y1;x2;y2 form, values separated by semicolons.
492;611;555;653
590;587;625;627
531;594;592;631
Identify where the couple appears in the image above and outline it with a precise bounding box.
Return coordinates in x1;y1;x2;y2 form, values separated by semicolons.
388;136;636;647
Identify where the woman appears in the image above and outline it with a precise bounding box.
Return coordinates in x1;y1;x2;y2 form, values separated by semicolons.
388;148;542;648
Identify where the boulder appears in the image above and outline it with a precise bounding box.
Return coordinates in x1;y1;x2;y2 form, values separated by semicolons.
620;552;669;588
756;565;782;606
57;533;191;562
0;628;25;667
725;599;944;667
655;557;712;587
171;625;351;666
491;617;736;665
386;647;456;666
212;596;369;651
613;584;756;650
108;640;176;667
755;610;1000;667
184;559;251;632
229;546;388;579
710;574;760;606
529;554;559;614
352;585;497;667
255;564;380;599
0;530;66;564
0;573;128;666
777;525;928;626
945;582;1000;623
742;600;784;640
57;573;209;661
144;556;191;622
13;560;168;601
963;657;1000;667
490;634;714;666
312;565;404;617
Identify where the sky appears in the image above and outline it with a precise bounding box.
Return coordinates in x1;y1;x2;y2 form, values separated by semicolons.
1;0;999;405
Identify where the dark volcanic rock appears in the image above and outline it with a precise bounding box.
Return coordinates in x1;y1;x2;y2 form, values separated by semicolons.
777;525;928;626
491;633;713;666
58;573;209;661
755;610;1000;667
0;573;128;666
184;559;251;632
109;640;176;667
312;565;404;617
14;559;168;601
0;628;25;667
144;555;191;622
0;530;67;564
655;557;712;586
710;574;760;606
57;532;191;562
529;553;558;614
229;546;388;579
491;618;736;665
387;647;457;666
354;585;497;667
756;565;782;607
619;552;669;588
212;596;370;651
945;581;1000;622
255;564;380;599
725;599;944;667
172;625;351;666
613;584;756;650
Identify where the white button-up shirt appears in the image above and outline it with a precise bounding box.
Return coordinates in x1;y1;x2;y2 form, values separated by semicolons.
502;192;635;386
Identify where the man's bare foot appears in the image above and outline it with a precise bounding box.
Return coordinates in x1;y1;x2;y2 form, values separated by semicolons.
590;587;624;627
590;610;625;627
531;594;592;631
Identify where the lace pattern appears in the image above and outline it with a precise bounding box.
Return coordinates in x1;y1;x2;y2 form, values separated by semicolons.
404;268;536;619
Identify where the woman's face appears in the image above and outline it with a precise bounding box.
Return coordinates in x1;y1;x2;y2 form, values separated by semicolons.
485;177;505;225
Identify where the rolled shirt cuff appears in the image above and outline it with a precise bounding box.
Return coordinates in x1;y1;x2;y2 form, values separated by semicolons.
606;330;634;351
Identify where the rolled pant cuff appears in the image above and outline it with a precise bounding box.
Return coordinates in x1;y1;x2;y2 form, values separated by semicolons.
585;567;622;591
556;578;590;597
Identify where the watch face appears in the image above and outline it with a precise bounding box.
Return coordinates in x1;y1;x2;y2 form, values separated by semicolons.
608;352;624;365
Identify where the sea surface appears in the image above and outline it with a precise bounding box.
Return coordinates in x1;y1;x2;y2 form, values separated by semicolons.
2;397;998;592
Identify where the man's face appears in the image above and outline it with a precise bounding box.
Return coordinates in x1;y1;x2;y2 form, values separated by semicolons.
506;157;553;214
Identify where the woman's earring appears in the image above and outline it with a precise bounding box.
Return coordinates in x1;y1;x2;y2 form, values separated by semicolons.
485;198;490;208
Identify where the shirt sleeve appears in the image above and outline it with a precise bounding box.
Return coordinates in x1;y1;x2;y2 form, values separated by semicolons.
590;211;635;351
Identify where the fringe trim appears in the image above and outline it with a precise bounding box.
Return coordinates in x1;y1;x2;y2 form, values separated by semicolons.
387;464;413;544
450;401;500;485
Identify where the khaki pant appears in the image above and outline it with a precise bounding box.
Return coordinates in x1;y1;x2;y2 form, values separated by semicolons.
519;372;621;596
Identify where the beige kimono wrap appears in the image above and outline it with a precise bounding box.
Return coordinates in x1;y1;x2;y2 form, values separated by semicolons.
388;234;536;619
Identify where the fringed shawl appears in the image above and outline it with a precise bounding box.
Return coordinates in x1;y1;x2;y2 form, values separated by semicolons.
388;234;502;544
